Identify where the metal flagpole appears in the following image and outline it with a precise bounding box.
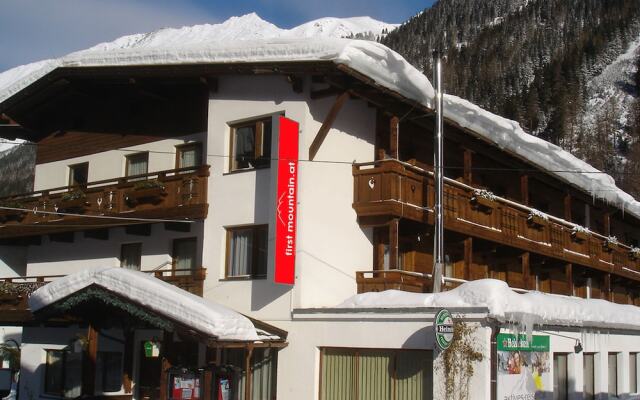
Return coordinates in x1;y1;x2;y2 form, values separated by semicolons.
432;51;444;293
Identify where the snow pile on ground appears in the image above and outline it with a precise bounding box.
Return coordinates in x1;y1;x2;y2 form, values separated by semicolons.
338;279;640;331
29;266;260;341
0;19;639;218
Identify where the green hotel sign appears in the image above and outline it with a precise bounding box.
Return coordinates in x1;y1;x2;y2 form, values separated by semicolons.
497;333;550;352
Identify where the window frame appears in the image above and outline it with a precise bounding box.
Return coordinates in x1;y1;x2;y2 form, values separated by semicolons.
175;142;203;170
172;237;198;273
68;162;89;188
125;152;149;178
228;117;272;172
120;243;142;271
225;224;268;279
43;348;83;398
95;351;124;393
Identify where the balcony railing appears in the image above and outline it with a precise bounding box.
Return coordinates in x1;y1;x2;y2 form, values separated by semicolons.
353;159;640;282
0;165;210;239
0;268;207;322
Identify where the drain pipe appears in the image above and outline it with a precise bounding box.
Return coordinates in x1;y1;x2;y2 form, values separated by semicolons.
432;50;444;293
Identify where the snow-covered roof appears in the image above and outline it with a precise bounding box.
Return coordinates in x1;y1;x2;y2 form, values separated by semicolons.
0;35;639;219
338;279;640;331
29;266;264;341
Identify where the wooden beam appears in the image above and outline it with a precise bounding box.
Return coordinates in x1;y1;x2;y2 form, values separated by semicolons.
390;116;399;159
82;324;99;396
308;91;349;160
310;86;343;100
604;273;612;302
244;345;254;400
122;331;134;394
389;219;399;270
520;175;529;206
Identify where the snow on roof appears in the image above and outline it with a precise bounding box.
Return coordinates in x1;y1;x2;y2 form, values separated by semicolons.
338;279;640;331
0;34;638;219
29;266;261;341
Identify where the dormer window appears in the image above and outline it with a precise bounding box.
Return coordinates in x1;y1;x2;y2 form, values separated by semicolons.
229;118;272;171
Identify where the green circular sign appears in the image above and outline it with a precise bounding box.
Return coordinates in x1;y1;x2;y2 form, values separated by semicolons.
435;309;454;350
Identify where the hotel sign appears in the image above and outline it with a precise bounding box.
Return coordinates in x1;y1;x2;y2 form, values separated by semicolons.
274;116;299;285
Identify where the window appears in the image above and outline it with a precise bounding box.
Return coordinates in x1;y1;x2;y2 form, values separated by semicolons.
173;237;197;275
44;349;82;398
226;225;268;278
230;118;272;171
631;353;638;395
95;351;123;393
583;353;595;400
319;348;432;400
553;353;568;400
125;152;149;177
220;348;277;400
68;162;89;187
609;353;619;397
176;143;202;170
120;243;142;271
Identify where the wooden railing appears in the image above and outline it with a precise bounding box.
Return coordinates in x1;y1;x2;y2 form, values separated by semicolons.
356;270;432;293
0;268;207;303
353;159;640;281
0;165;210;238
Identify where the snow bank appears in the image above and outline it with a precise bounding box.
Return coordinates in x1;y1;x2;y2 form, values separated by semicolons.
29;266;260;341
338;279;640;331
0;29;639;219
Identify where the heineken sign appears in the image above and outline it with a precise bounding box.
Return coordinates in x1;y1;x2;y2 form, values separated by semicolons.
434;309;454;350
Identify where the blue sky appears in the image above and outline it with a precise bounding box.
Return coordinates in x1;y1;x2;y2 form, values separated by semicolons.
0;0;434;72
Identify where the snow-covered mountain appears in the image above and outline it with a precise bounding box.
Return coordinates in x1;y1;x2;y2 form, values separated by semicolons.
86;13;397;52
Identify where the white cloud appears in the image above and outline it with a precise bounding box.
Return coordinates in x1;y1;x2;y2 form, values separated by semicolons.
0;0;219;71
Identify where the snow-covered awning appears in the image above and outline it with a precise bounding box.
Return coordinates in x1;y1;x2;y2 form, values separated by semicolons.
338;279;640;332
29;266;285;343
0;37;639;219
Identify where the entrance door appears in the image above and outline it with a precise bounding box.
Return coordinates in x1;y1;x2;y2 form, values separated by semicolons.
138;341;162;399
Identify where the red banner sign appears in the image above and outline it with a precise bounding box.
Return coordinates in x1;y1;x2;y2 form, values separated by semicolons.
275;116;299;285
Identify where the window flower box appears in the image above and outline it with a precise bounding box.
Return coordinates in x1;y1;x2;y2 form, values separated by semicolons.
527;210;548;229
602;236;619;253
570;226;589;242
58;191;87;211
470;189;496;214
0;200;25;222
126;179;167;205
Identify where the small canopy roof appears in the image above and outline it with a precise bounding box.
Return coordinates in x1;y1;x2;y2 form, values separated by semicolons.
29;266;282;342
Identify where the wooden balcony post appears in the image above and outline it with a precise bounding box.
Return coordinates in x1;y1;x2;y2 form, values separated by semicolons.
604;273;612;302
463;148;473;183
390;115;399;159
122;330;134;394
463;237;472;281
522;252;531;290
604;212;611;237
520;175;529;206
389;219;400;270
564;193;572;222
565;263;574;296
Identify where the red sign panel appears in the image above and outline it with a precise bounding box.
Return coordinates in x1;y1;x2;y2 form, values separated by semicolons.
275;116;299;285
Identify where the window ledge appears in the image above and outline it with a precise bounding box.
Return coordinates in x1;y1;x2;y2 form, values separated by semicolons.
220;275;267;281
223;165;270;176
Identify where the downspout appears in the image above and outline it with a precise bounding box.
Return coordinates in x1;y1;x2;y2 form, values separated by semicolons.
432;51;445;293
490;324;501;400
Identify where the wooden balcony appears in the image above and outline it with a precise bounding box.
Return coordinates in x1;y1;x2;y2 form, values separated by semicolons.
0;165;210;239
356;270;432;293
0;268;207;323
353;159;640;283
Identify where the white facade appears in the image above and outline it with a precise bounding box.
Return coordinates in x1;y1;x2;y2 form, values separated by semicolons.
5;73;640;400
